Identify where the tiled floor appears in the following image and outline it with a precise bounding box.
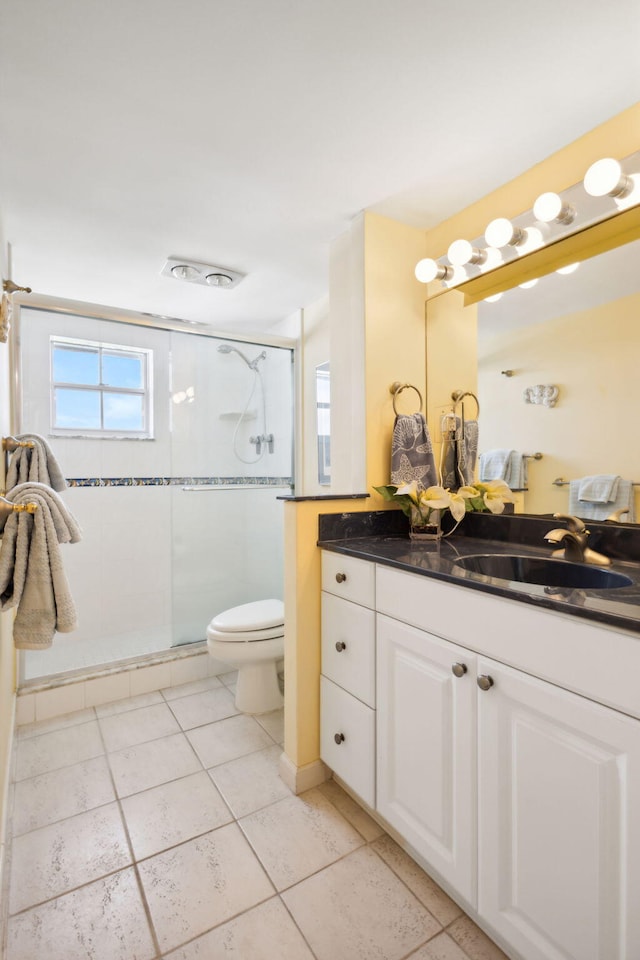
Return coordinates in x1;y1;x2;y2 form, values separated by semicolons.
2;673;510;960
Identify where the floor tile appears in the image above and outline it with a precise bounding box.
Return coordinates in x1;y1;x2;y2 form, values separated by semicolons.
162;676;223;701
372;835;463;927
6;867;156;960
282;846;442;960
11;755;115;836
238;787;364;891
167;687;239;730
186;714;274;768
408;932;472;960
108;732;201;797
447;916;511;960
121;770;233;860
99;701;181;752
255;707;284;744
95;689;164;717
137;822;274;953
209;744;292;818
9;802;131;913
317;779;385;842
17;707;96;740
163;896;315;959
14;721;104;781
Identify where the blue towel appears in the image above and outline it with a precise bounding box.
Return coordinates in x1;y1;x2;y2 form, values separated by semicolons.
479;449;512;482
578;475;619;503
569;478;635;522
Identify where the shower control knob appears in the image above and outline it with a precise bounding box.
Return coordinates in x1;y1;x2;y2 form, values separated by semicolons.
477;675;494;692
452;662;467;678
335;641;347;652
334;732;345;745
335;572;347;583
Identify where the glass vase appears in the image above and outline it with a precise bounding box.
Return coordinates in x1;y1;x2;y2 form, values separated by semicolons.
409;509;442;541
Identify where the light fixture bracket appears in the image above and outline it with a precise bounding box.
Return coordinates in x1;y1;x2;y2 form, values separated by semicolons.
161;257;246;290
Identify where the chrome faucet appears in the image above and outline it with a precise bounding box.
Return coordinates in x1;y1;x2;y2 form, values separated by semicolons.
544;513;610;566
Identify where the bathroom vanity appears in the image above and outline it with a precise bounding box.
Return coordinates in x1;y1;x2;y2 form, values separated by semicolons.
319;515;640;960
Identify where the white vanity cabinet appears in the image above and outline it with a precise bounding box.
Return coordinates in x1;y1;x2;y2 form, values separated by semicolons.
320;553;376;807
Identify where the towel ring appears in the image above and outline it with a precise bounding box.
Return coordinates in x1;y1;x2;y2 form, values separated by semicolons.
451;390;480;419
390;381;423;416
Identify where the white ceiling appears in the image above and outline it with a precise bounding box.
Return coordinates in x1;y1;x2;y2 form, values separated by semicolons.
1;0;639;334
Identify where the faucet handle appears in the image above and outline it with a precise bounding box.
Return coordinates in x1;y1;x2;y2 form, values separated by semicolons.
553;513;587;535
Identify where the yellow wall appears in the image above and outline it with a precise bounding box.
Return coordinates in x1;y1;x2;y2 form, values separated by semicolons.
478;291;640;517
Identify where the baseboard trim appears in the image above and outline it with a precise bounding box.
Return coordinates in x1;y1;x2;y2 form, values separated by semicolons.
278;753;329;794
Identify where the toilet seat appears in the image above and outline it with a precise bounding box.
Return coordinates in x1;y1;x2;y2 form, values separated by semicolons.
207;599;284;643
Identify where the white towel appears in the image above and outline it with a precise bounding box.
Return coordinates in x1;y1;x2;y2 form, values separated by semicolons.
479;449;513;482
569;478;635;522
5;434;67;493
578;475;620;504
0;482;82;649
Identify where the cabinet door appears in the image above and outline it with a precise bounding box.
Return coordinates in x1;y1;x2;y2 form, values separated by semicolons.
376;614;477;905
478;657;640;960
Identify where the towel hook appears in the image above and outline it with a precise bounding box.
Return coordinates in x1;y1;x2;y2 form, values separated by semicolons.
389;381;423;416
0;496;38;533
2;436;36;452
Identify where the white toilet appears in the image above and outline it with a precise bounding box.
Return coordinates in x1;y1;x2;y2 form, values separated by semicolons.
206;599;284;714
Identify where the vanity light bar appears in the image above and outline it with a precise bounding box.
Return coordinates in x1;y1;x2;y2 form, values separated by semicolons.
414;148;640;293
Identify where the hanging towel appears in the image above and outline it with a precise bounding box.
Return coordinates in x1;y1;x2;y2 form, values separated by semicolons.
5;434;67;493
0;482;82;649
439;415;478;488
479;449;513;482
578;474;620;504
505;451;528;490
569;478;635;522
391;413;437;490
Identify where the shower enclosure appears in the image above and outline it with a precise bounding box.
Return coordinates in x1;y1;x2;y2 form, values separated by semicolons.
15;305;294;682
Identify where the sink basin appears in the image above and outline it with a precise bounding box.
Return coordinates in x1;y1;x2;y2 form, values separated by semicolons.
453;554;633;590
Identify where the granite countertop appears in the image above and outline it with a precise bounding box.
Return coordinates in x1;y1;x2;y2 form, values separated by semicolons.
318;512;640;634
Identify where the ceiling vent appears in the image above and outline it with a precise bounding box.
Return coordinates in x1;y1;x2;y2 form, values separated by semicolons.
161;257;245;290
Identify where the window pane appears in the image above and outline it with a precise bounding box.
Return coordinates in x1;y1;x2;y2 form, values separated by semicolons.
102;352;143;388
53;347;99;385
54;388;101;429
103;392;144;430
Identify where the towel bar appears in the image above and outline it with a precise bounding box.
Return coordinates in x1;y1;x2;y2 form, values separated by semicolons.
0;496;38;533
553;477;640;487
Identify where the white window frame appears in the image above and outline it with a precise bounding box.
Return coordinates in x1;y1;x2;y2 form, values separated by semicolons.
50;336;154;439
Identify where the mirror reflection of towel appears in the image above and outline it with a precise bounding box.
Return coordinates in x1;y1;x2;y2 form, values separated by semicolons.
390;414;437;490
440;415;478;488
569;477;635;521
479;449;527;490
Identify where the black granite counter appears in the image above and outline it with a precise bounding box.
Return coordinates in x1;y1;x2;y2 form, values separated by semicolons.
318;511;640;634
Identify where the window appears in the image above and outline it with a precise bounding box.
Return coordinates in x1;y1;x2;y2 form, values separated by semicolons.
50;337;153;437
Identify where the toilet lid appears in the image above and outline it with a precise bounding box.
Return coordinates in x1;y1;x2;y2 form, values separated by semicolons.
211;599;284;633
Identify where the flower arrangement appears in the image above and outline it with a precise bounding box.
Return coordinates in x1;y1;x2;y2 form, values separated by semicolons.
374;479;516;537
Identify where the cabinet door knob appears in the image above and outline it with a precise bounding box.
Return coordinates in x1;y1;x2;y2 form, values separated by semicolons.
334;732;345;744
335;572;347;583
452;662;467;678
335;641;347;652
477;675;494;691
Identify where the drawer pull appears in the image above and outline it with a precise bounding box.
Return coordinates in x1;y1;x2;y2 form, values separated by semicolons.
334;732;345;745
335;572;347;583
452;662;467;678
335;641;347;652
477;675;494;692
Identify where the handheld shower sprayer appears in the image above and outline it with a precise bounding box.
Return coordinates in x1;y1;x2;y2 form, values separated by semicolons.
217;343;266;370
217;342;272;461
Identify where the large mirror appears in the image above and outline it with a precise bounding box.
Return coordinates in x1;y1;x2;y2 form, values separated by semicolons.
426;236;640;523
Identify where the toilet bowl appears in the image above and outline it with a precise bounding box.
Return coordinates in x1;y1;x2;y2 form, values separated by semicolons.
206;599;284;714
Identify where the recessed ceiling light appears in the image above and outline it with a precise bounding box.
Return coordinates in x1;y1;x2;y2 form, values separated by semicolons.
171;264;201;281
161;257;245;290
205;273;234;287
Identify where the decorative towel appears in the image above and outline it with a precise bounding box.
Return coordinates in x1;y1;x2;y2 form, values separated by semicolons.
569;478;635;522
5;434;67;493
0;482;82;649
479;449;527;490
391;413;437;490
439;415;478;488
578;474;620;504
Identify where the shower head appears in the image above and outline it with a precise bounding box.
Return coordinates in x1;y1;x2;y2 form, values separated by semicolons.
218;343;266;370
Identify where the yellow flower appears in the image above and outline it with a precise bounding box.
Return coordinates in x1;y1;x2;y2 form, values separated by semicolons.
417;485;452;512
447;490;468;522
394;481;420;505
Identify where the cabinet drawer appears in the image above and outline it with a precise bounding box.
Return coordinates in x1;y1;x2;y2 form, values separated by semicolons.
320;676;375;808
322;593;375;707
321;551;375;608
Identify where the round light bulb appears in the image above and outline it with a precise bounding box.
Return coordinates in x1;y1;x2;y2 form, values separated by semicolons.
481;247;504;271
533;192;576;224
584;158;632;198
483;293;503;303
442;265;468;287
205;273;234;287
519;279;539;289
171;264;200;281
484;218;526;249
556;262;580;275
447;239;486;266
415;258;451;283
516;226;544;256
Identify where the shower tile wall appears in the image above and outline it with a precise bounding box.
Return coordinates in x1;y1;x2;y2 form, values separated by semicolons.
18;309;292;681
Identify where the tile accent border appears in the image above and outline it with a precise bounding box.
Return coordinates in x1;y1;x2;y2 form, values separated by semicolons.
66;476;294;488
